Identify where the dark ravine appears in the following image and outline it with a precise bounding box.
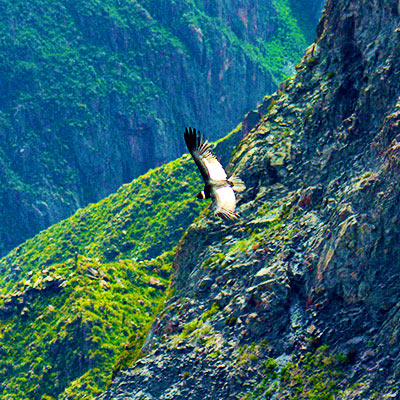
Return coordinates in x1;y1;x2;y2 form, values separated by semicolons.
0;0;323;257
99;0;400;398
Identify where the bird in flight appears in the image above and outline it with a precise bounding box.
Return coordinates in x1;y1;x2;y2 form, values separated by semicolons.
184;127;245;220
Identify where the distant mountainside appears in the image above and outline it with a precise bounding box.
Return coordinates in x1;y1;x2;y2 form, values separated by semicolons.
0;0;323;256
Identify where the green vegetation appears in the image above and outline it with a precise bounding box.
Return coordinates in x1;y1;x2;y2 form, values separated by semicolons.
0;255;173;399
0;154;203;288
0;152;204;399
236;343;264;367
242;345;348;399
261;0;311;79
138;0;310;81
201;302;220;321
224;200;298;259
0;0;316;256
181;318;203;339
279;346;346;399
288;0;320;44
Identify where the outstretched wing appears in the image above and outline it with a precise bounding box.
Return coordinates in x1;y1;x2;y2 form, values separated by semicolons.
184;127;227;183
212;185;238;220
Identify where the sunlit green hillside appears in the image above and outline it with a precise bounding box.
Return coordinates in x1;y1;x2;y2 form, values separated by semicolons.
0;145;208;399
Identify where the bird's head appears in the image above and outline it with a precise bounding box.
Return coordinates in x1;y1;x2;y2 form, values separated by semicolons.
196;191;206;199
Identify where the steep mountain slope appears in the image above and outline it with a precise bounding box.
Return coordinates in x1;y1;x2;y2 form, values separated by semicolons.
0;0;323;257
99;0;400;399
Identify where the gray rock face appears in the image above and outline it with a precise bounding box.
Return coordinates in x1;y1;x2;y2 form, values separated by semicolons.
0;0;323;256
99;0;400;398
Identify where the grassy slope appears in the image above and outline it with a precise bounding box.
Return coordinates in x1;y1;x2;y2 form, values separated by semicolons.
0;150;206;399
257;0;312;79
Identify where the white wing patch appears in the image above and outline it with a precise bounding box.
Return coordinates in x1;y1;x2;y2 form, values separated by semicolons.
203;157;227;181
214;186;236;214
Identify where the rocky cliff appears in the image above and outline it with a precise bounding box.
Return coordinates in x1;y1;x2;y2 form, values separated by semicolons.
0;0;322;256
99;0;400;398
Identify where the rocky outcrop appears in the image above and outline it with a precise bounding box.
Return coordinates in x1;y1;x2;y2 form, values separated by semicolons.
0;0;323;256
99;0;400;398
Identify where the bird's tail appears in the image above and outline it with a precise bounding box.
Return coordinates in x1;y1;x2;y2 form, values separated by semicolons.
228;175;246;193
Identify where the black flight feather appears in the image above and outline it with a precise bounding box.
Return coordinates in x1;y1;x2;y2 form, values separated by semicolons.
184;127;245;220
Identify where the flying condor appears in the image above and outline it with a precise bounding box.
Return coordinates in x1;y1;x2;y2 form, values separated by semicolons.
184;127;245;220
